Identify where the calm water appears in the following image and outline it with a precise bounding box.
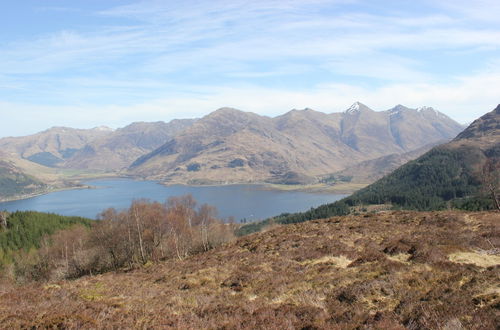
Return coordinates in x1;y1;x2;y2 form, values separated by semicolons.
0;179;346;222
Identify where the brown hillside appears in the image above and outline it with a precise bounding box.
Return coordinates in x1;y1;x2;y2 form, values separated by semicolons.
1;211;498;329
0;119;197;172
129;103;463;185
445;104;500;157
64;119;197;171
0;126;113;167
330;141;444;183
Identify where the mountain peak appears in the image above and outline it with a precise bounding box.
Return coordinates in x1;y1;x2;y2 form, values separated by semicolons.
388;104;415;116
345;102;360;114
454;104;500;140
417;106;438;115
285;108;319;115
417;106;452;120
417;106;433;112
390;104;411;112
92;125;114;132
345;102;371;114
212;107;245;115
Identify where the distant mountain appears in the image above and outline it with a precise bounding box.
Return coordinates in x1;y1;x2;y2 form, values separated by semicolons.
129;103;463;184
0;152;46;200
343;104;500;210
0;126;114;167
0;120;197;171
327;141;445;184
242;104;500;232
63;119;197;171
0;103;463;187
0;119;197;197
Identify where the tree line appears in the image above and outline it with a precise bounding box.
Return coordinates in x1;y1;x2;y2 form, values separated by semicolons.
1;195;235;283
238;146;499;236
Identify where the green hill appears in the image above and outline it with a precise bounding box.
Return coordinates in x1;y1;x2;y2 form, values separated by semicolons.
239;104;500;235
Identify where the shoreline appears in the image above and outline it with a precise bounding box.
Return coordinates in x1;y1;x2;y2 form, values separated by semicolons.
0;172;126;203
158;180;367;194
0;177;365;204
0;185;92;203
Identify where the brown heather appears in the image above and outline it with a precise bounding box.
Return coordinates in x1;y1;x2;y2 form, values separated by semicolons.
0;210;498;329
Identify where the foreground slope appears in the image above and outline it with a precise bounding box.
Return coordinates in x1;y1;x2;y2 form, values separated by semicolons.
129;104;463;185
0;211;498;328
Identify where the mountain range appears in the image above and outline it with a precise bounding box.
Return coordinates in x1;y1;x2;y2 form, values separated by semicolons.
128;103;463;184
0;103;464;198
240;103;499;234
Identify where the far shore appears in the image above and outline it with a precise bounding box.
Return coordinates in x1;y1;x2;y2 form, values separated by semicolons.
0;185;92;204
1;177;365;204
157;180;367;194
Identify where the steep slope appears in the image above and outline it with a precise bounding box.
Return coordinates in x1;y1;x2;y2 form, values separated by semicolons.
242;104;499;231
384;105;463;151
1;211;498;328
64;119;196;171
329;141;445;184
129;103;463;184
0;126;114;167
0;152;47;200
346;104;500;210
130;108;296;183
454;104;500;141
0;119;197;172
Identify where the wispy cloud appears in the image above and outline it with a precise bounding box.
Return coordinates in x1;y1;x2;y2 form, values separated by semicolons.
0;0;499;136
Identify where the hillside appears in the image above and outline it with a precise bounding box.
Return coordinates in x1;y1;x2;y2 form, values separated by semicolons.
63;119;197;171
0;211;498;328
0;149;48;200
129;103;463;185
0;159;46;200
346;104;500;210
0;150;86;201
0;126;114;167
241;104;499;233
0;120;197;198
0;120;197;172
326;141;444;184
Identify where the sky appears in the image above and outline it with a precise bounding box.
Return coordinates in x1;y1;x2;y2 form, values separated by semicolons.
1;0;499;137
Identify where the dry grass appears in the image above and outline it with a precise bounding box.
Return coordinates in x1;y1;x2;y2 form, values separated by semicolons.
449;252;500;268
0;210;498;329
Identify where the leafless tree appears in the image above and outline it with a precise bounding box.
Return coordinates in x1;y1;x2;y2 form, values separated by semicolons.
482;158;500;211
0;211;8;230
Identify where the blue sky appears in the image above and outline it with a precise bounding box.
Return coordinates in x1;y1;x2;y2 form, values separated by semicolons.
1;0;499;137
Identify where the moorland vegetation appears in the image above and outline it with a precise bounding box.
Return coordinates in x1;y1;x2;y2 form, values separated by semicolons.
0;210;498;328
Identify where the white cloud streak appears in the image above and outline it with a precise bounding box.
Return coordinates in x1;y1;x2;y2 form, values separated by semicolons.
0;0;499;136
